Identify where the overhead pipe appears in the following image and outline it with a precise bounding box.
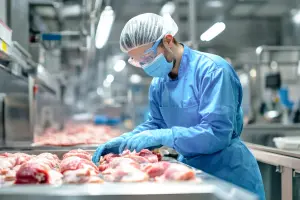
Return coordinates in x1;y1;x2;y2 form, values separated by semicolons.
188;0;197;49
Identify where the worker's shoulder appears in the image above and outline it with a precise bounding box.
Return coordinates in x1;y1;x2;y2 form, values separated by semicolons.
190;50;233;74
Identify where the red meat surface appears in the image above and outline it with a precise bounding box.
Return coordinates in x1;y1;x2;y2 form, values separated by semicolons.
15;162;51;184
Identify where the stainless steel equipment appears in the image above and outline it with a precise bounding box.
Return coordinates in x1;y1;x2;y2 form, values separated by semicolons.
0;39;64;148
247;142;300;200
0;181;257;200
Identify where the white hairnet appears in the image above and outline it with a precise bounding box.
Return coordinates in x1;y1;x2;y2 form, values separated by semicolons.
120;13;178;53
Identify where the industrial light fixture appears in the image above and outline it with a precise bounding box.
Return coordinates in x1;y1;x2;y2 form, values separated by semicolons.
103;80;111;88
292;10;300;24
249;68;257;78
113;60;126;72
160;1;176;16
200;22;226;42
206;0;223;8
256;46;263;55
106;74;114;83
95;6;115;49
130;74;142;84
97;87;104;96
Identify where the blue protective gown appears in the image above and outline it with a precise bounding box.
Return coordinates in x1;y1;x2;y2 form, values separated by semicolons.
130;45;265;200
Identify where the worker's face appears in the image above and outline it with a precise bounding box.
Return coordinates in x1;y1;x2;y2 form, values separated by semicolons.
128;34;175;67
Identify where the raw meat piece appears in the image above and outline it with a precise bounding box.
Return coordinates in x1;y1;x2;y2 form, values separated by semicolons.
15;162;51;184
36;153;60;163
33;124;121;146
62;149;91;161
155;163;195;181
108;157;139;169
13;153;32;165
0;157;16;176
29;157;59;169
103;165;149;182
0;152;14;157
4;170;16;182
101;158;140;175
47;170;63;185
137;149;159;163
98;163;109;172
123;154;149;164
141;161;171;178
60;156;98;174
101;153;120;163
62;169;103;184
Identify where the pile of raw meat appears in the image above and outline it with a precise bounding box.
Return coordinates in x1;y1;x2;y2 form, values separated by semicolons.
33;124;121;146
98;149;196;182
0;149;195;185
0;149;102;185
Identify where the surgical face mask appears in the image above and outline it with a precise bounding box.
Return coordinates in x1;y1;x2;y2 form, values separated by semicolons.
142;54;173;77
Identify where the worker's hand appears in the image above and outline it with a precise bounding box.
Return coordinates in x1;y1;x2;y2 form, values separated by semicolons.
92;132;133;164
119;130;164;153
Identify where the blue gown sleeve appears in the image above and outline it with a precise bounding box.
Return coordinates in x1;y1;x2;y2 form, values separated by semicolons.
159;67;242;156
131;81;167;135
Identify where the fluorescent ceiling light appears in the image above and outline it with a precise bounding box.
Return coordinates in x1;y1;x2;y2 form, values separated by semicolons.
130;74;142;84
160;1;176;16
97;87;104;96
200;22;226;42
113;60;126;72
249;69;257;78
95;6;115;49
292;10;300;24
103;80;111;88
106;74;114;83
206;0;223;8
256;46;263;55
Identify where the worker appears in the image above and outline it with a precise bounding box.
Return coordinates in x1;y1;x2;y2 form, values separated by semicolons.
93;13;265;200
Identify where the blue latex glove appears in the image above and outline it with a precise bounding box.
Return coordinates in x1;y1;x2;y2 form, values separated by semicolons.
92;132;133;164
119;129;172;153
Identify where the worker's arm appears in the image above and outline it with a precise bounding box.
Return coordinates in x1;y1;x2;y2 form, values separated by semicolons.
159;67;242;156
130;80;167;135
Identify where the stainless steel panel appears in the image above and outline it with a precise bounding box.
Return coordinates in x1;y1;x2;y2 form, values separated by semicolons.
0;177;258;200
0;93;5;145
6;0;29;51
0;67;30;145
4;93;31;143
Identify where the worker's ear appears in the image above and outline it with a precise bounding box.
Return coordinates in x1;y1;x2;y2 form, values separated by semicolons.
163;34;174;49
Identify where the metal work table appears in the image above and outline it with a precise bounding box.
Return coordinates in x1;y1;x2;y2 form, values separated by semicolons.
246;142;300;200
243;124;300;135
0;174;257;200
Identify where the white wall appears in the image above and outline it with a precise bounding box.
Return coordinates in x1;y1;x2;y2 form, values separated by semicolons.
0;0;7;23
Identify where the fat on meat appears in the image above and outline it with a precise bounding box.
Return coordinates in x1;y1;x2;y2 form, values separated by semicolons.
62;149;92;161
155;163;195;181
62;169;103;184
60;156;98;175
103;165;149;183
